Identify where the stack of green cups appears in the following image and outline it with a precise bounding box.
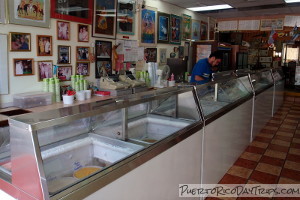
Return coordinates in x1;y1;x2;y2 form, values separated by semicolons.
71;75;76;90
83;80;88;90
43;78;49;92
79;80;84;91
49;78;56;103
75;81;80;92
55;78;60;102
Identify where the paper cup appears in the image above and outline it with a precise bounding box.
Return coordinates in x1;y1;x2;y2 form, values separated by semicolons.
168;80;175;87
84;90;92;99
76;91;85;101
62;95;74;104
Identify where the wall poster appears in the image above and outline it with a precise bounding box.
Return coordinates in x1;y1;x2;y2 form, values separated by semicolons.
157;12;170;44
191;20;200;41
170;14;181;44
200;21;208;40
8;0;50;27
139;6;157;46
93;0;117;38
117;2;135;35
182;14;191;40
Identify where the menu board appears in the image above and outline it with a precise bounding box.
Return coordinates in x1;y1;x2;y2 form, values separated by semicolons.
218;21;238;31
260;19;284;31
238;20;260;30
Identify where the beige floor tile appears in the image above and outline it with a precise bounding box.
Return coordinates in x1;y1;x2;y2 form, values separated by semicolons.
270;139;290;147
255;163;282;176
247;179;262;184
292;138;300;144
240;152;262;162
276;131;294;137
264;126;279;131
227;165;253;179
284;160;300;171
289;148;300;156
264;149;287;159
278;177;300;184
250;141;269;149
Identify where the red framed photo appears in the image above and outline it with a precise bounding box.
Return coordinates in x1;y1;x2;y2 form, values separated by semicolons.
51;0;93;24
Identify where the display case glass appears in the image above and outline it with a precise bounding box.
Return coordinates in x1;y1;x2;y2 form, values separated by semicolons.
272;68;284;83
195;78;252;117
4;87;201;199
250;69;274;91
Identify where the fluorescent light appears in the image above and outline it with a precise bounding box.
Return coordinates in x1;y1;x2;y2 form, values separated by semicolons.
187;4;232;12
285;0;300;3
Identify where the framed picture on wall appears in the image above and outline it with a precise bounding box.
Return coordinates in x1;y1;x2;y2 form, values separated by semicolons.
57;45;71;64
0;0;6;24
170;14;181;44
7;0;50;28
182;14;191;41
145;48;157;63
76;62;90;76
14;58;34;76
139;6;157;46
37;60;53;81
37;35;52;56
93;0;117;38
158;48;167;65
96;60;112;78
51;0;93;24
78;24;89;42
76;46;90;61
57;66;72;81
57;21;70;40
9;32;31;51
95;40;112;59
117;2;135;35
191;20;200;41
200;21;208;40
157;12;170;44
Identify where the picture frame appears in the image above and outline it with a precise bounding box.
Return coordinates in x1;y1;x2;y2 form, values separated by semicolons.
200;21;208;40
145;48;157;63
37;60;53;81
260;18;284;31
139;6;157;47
170;14;181;44
78;24;89;42
51;0;93;24
158;48;167;65
14;58;34;76
9;32;31;51
37;35;52;56
191;20;200;41
93;0;117;39
96;60;112;78
7;0;50;28
76;46;90;61
157;12;170;44
95;40;112;60
57;21;70;40
182;14;191;41
57;45;71;64
0;0;6;24
76;62;90;76
117;2;135;35
57;66;72;81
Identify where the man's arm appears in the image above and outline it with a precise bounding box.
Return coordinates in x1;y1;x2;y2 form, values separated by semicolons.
194;75;205;81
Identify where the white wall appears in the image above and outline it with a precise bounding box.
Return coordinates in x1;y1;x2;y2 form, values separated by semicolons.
0;0;208;107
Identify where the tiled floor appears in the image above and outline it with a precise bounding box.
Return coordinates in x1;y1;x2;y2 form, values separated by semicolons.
206;99;300;200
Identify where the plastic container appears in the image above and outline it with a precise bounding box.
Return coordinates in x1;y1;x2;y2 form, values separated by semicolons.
94;91;110;96
168;80;175;87
13;91;53;108
62;95;74;104
84;90;92;99
76;91;85;101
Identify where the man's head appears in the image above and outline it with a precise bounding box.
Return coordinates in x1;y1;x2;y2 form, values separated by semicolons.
208;51;222;67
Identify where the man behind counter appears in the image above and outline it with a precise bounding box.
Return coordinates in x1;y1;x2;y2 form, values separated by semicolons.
190;51;222;84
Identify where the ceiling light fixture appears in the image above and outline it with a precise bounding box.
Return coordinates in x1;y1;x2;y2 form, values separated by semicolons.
285;0;300;3
187;4;232;12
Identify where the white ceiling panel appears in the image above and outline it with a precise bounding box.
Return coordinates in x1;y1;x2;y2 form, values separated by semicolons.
223;0;285;8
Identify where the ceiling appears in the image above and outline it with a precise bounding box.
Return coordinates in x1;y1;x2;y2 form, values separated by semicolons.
161;0;300;19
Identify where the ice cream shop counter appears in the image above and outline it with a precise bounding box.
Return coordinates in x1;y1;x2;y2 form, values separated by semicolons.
0;87;203;200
